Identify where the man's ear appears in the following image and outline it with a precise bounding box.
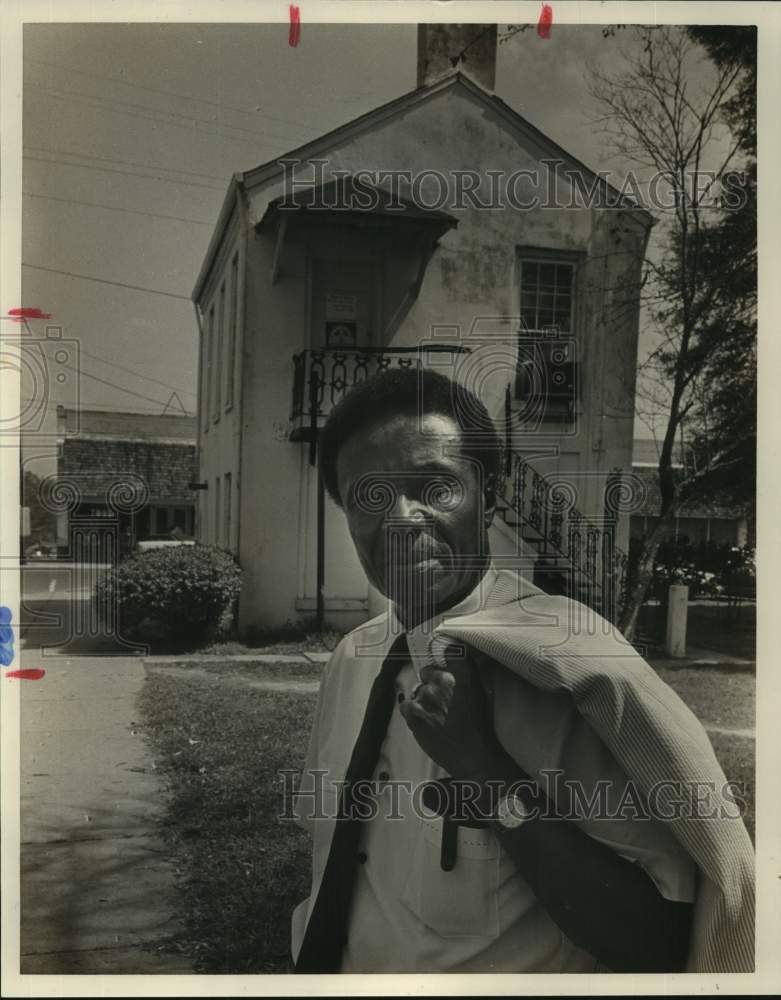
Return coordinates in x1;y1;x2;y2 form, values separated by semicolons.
484;491;496;528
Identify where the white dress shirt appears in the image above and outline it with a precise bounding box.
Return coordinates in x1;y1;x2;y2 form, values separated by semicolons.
291;566;696;973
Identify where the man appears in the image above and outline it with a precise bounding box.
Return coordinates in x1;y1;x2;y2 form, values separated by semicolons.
290;367;753;974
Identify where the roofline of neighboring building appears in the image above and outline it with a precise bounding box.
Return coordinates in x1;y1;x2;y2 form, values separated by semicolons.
193;72;655;303
57;434;197;446
58;406;195;421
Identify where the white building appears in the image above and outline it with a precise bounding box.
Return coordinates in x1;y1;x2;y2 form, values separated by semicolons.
192;25;652;634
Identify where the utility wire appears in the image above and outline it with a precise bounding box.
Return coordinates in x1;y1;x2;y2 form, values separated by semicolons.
24;143;229;183
27;55;328;134
23;191;215;227
26;83;312;149
77;346;197;398
58;361;190;409
24;154;225;191
20;398;195;416
23;264;192;301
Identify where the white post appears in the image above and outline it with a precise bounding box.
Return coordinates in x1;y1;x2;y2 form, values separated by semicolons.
665;584;689;658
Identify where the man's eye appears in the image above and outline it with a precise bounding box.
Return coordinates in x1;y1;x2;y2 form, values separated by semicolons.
422;477;463;511
352;475;396;514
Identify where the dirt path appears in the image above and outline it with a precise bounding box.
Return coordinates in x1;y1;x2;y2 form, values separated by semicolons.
20;654;192;973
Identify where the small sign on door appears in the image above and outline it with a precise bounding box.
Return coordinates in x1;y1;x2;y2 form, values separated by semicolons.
326;292;357;321
325;322;357;347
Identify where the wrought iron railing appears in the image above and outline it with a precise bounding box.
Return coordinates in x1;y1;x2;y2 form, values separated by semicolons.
501;451;630;623
291;346;470;423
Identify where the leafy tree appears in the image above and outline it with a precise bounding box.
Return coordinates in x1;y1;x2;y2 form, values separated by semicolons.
682;27;756;513
589;25;756;638
21;469;57;544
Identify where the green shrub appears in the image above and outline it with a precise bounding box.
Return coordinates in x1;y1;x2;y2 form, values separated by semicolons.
95;544;242;643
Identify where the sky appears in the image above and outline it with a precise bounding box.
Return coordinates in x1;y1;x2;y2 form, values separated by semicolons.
20;20;728;472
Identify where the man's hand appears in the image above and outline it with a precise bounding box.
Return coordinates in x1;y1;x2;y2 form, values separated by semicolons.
399;644;505;779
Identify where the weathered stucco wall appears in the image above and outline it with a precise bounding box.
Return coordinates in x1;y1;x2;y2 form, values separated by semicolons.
198;79;650;631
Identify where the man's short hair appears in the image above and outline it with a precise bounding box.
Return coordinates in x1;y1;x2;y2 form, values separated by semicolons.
319;366;505;508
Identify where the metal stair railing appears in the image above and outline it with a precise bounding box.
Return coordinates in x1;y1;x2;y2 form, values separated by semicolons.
498;451;629;623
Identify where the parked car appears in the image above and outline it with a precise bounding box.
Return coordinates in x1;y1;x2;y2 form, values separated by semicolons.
24;540;58;561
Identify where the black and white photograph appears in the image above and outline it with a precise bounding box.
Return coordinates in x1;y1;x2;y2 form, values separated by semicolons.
0;1;776;994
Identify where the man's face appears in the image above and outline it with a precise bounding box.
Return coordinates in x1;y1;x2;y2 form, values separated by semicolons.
335;412;494;626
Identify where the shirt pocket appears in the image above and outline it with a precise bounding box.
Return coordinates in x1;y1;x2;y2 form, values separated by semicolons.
399;811;501;939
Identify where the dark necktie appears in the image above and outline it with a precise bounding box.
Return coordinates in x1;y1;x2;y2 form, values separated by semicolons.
294;632;410;973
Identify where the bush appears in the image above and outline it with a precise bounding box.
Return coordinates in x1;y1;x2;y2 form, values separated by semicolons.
95;544;242;643
647;538;755;601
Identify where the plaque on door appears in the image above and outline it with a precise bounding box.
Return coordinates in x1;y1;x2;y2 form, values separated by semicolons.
325;292;358;347
325;322;357;347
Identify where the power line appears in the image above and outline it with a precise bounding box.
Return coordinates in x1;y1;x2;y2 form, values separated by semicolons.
20;398;195;416
10;327;198;398
26;83;312;149
78;346;197;399
24;154;225;192
24;143;229;183
27;56;330;134
23;191;215;227
23;264;192;301
25;87;266;151
58;361;189;409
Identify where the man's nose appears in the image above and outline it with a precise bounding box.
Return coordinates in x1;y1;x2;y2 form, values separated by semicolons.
390;492;431;526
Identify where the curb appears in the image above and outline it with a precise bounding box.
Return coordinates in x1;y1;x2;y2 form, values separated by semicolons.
143;651;331;666
649;658;755;671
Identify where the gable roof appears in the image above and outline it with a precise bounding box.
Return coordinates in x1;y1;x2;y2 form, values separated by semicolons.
194;72;654;302
241;73;652;224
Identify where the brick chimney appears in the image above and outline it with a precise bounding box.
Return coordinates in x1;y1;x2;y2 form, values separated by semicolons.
417;24;498;91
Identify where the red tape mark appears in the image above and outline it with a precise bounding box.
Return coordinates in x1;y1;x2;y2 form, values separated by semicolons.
537;4;553;39
7;307;52;322
289;5;301;47
6;669;46;681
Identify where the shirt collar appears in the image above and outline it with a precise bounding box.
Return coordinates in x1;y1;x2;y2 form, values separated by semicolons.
391;562;498;679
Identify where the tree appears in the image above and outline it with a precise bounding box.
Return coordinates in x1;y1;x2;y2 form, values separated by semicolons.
588;25;756;639
21;469;57;545
682;27;756;513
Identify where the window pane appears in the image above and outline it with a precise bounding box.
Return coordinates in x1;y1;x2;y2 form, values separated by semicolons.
226;253;238;408
538;290;555;313
521;261;539;287
539;309;555;329
518;256;578;422
539;262;556;287
214;477;221;543
520;308;538;332
215;285;225;416
224;473;232;548
203;317;212;432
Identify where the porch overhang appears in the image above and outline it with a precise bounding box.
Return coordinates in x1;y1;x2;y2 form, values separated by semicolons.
258;176;458;284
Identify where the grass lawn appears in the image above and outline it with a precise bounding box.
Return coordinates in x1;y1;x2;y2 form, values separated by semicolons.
653;664;755;842
199;625;344;657
128;619;345;657
705;729;755;843
139;665;316;972
140;657;755;972
654;665;755;731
